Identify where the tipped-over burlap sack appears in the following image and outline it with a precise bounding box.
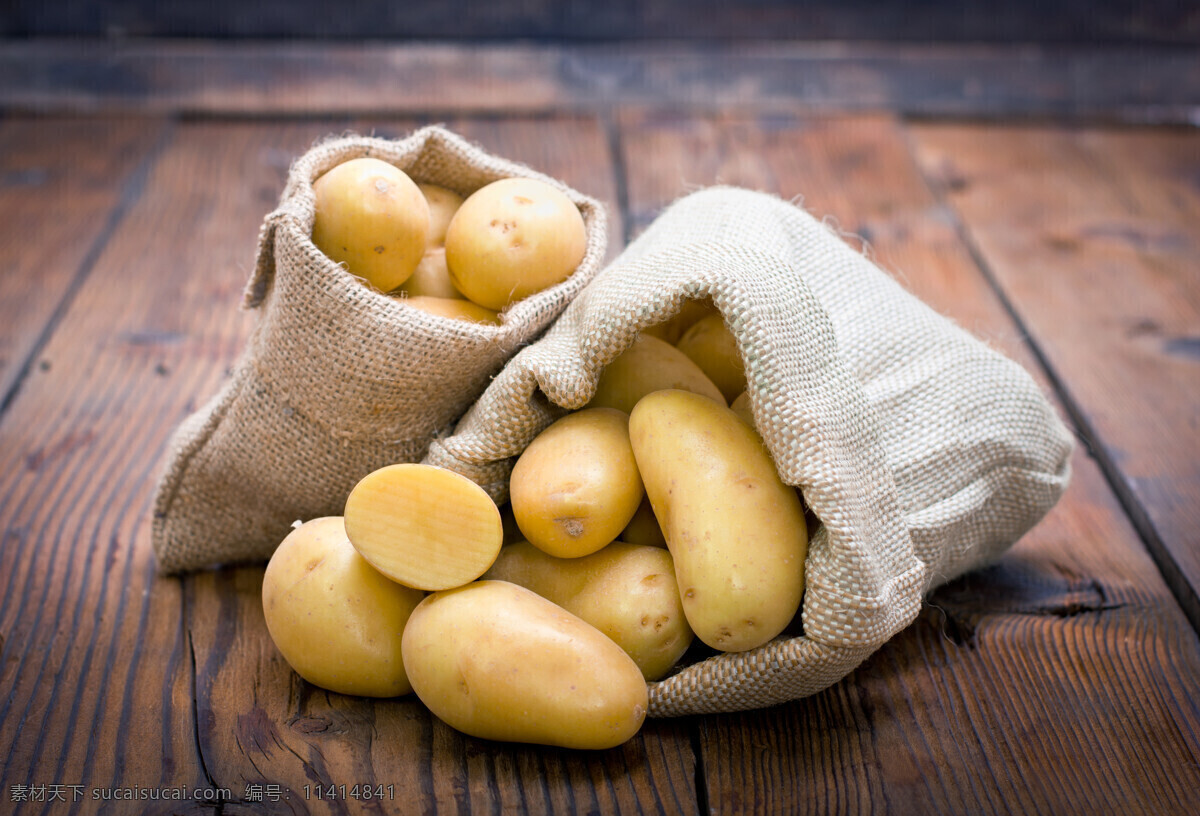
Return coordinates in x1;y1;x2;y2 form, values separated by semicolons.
153;126;607;573
424;186;1073;717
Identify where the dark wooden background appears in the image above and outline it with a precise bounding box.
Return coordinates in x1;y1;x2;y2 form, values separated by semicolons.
4;0;1199;43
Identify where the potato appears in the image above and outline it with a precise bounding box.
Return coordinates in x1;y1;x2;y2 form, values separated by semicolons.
311;157;430;293
641;297;716;345
510;407;644;559
729;391;822;539
344;464;503;591
485;541;692;680
675;313;746;403
397;247;466;299
402;580;647;749
400;294;500;325
417;183;464;246
262;517;424;697
445;177;587;310
629;389;808;652
588;334;725;414
620;496;667;549
730;390;753;426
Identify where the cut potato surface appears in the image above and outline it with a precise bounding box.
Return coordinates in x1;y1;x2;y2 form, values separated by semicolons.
344;464;503;591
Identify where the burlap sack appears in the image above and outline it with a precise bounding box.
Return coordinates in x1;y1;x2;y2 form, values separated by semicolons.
153;126;607;573
424;186;1073;717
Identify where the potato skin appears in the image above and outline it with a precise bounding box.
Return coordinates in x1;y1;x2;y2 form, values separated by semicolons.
311;157;430;293
675;313;746;403
398;246;466;299
445;177;587;310
262;517;424;697
510;407;644;559
401;294;500;325
417;183;464;245
589;334;725;414
629;389;808;652
401;581;648;749
485;541;693;680
641;298;716;345
620;495;667;549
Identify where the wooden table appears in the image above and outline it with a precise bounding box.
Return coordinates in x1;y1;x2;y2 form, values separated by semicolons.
1;41;1198;815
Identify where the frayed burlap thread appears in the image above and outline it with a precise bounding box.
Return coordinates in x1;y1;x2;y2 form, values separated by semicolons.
152;126;607;573
424;187;1072;716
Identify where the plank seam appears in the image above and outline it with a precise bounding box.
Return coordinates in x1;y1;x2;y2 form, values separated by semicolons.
899;120;1200;636
0;117;177;421
186;579;226;815
603;110;633;247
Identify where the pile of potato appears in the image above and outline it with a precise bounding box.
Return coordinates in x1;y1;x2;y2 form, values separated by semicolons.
310;157;587;321
263;159;810;750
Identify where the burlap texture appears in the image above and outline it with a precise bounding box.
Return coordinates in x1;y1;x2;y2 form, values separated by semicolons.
424;187;1073;717
152;126;607;573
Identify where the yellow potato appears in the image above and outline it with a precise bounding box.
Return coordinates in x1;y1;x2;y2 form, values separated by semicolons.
311;157;430;292
397;246;466;299
641;297;716;345
510;408;644;559
445;177;587;310
729;391;821;538
417;183;464;245
344;464;503;591
676;313;746;403
629;389;808;652
401;580;648;749
589;334;725;414
620;496;667;549
730;390;753;426
401;294;500;325
485;541;693;680
261;517;424;697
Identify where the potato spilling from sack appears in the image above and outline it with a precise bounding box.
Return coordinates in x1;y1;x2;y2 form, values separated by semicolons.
401;581;648;750
630;389;808;652
510;407;644;559
262;516;425;698
486;541;693;681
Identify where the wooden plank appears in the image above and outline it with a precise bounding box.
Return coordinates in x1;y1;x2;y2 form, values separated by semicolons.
618;110;1200;813
183;115;698;814
0;118;341;814
1;40;1198;125
909;124;1200;630
0;116;167;407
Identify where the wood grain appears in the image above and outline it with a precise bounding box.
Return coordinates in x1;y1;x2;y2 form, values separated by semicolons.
182;116;698;814
617;110;1200;814
909;124;1200;630
0;118;342;814
0;117;168;407
2;40;1197;125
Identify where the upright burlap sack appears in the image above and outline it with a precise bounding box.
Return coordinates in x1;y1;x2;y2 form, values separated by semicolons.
153;126;606;573
424;186;1073;716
